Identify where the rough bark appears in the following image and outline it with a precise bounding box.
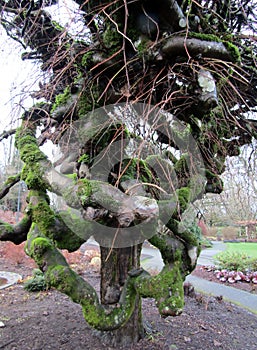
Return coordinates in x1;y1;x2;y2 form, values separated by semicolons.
162;37;233;61
99;245;144;346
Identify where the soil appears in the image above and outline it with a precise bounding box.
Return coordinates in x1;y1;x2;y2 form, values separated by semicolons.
0;241;257;350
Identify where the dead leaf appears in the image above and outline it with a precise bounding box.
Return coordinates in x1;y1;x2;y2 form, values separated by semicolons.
184;336;191;342
214;340;222;347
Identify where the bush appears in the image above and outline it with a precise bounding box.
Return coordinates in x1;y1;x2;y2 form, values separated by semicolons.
23;269;47;292
200;237;213;248
214;251;257;271
249;257;257;271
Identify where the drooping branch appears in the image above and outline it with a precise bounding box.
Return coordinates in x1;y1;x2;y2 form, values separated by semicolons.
26;224;141;331
149;229;199;274
133;264;185;317
26;222;186;323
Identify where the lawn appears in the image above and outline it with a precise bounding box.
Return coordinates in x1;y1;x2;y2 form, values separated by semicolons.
225;242;257;258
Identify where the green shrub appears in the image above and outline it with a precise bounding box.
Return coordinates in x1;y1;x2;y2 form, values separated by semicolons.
24;269;47;292
248;257;257;271
214;251;257;271
200;237;213;248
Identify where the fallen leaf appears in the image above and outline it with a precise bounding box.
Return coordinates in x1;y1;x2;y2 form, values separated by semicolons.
214;340;222;347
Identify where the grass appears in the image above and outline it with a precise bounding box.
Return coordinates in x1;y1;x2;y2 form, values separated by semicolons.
224;242;257;259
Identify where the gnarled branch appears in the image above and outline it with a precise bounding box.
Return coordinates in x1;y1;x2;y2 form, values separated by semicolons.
0;128;16;142
26;225;140;331
162;37;234;61
0;174;21;200
0;214;31;244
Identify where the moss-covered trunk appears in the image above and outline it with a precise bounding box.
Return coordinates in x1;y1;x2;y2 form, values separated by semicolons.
99;245;144;346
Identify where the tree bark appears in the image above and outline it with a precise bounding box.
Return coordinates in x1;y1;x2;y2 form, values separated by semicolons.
162;37;233;61
99;245;144;346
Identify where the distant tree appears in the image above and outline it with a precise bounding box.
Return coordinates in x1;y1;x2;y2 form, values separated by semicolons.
0;148;25;212
199;143;257;227
0;0;256;345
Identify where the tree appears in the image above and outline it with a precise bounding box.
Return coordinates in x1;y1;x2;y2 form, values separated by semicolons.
198;142;257;227
0;0;256;346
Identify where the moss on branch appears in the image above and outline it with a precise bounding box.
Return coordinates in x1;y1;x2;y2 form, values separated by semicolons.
134;263;184;317
162;36;237;61
26;225;140;331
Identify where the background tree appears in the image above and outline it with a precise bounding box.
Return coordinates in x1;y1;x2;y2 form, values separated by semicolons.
198;142;257;225
0;0;257;346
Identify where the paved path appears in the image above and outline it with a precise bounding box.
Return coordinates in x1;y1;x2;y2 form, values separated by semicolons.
197;241;226;266
84;239;257;315
186;274;257;314
141;241;257;315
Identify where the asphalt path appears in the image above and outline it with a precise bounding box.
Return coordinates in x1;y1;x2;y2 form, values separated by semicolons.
83;238;257;314
141;241;257;314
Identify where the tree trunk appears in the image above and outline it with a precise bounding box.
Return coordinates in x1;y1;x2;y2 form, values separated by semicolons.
99;244;144;346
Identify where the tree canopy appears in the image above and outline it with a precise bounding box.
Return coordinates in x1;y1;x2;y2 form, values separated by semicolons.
0;0;256;345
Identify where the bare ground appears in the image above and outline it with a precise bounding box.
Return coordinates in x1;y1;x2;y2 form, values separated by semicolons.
0;241;257;350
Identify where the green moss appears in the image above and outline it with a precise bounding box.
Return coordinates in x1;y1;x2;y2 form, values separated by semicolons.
28;195;56;239
81;51;93;66
118;158;154;183
103;24;122;52
166;218;199;246
190;32;241;62
51;87;71;113
223;41;241;62
15;127;49;191
46;265;77;294
4;174;20;186
77;179;92;206
51;20;64;31
77;88;100;117
136;261;184;316
21;164;48;190
29;237;53;265
148;235;168;255
15;128;46;163
78;154;90;164
190;32;221;42
65;173;78;182
174;154;189;175
176;187;190;211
